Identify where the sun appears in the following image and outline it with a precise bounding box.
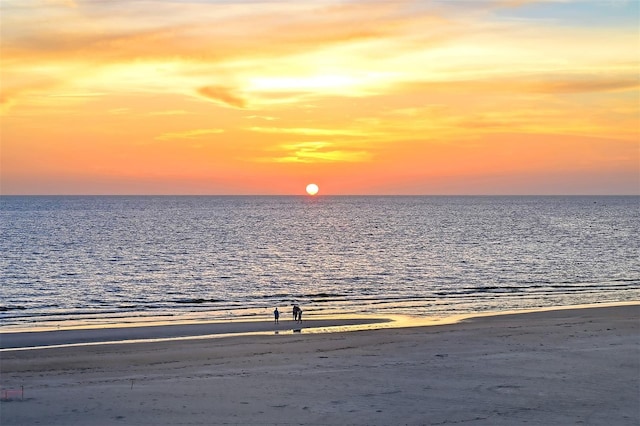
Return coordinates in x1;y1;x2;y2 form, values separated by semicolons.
305;183;319;196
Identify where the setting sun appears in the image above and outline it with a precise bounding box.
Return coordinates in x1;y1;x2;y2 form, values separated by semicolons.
306;184;319;196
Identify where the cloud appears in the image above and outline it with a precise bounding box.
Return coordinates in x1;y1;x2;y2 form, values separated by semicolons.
261;141;372;164
397;74;639;95
527;77;640;94
0;79;61;114
48;0;76;7
0;94;17;114
247;126;373;137
155;128;224;141
272;149;371;163
147;110;190;116
196;86;247;109
2;1;415;64
245;115;277;121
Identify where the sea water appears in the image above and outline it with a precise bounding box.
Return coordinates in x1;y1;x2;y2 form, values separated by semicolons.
1;196;638;328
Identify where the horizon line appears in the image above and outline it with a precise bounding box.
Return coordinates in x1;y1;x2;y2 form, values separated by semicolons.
1;194;638;197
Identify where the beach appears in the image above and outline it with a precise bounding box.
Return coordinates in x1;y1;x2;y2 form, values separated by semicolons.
1;304;638;425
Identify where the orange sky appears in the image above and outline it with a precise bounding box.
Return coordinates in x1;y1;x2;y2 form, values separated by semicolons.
1;0;638;195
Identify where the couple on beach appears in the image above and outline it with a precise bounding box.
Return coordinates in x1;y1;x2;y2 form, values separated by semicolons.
292;305;302;322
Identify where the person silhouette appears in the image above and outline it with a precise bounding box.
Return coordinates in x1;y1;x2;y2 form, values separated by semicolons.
293;305;299;321
274;307;280;324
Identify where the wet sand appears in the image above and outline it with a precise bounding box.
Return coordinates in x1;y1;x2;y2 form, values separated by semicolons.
1;304;638;425
0;317;390;350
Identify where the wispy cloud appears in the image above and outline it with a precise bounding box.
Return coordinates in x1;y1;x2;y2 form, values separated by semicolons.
526;77;639;94
246;126;373;137
259;141;372;164
197;86;246;109
147;110;190;116
156;128;225;141
397;74;639;95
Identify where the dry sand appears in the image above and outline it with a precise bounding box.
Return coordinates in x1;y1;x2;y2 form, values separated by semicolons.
1;304;638;425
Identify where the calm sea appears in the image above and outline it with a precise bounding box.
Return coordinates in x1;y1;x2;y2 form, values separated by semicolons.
1;196;638;328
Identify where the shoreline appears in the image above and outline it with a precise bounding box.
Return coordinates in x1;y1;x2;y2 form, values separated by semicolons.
0;317;391;351
1;301;637;351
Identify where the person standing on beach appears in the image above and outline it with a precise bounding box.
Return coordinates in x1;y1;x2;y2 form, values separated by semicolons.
274;307;280;324
297;308;302;323
293;305;299;321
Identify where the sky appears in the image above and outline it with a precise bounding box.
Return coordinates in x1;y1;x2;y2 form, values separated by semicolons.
1;0;638;195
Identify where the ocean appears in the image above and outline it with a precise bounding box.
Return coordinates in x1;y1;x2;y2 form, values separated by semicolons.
1;196;638;329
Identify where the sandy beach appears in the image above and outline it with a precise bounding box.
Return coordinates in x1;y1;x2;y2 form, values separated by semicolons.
1;304;638;425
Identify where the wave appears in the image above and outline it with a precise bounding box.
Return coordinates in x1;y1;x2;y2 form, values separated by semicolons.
173;298;225;304
0;306;27;312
